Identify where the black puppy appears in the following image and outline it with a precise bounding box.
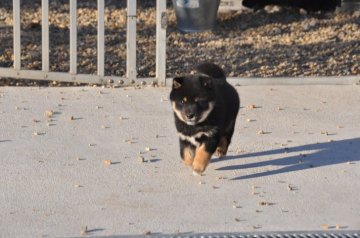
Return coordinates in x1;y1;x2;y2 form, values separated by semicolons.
170;63;240;175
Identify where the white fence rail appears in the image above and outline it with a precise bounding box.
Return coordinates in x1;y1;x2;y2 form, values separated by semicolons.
0;0;167;86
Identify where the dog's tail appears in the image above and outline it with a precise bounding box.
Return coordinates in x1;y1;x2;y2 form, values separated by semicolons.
196;63;226;81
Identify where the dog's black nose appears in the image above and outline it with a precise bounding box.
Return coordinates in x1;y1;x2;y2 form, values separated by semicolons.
187;113;195;119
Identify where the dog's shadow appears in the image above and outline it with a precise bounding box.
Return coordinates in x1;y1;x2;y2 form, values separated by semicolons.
213;138;360;180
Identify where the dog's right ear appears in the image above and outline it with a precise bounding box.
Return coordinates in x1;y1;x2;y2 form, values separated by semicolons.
173;77;184;89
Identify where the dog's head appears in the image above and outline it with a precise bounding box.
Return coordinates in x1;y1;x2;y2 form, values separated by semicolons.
169;75;216;126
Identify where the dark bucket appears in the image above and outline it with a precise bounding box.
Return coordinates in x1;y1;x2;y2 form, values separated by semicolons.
172;0;221;33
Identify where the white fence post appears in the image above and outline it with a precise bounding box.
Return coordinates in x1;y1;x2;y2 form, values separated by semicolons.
13;0;21;70
69;0;77;75
126;0;137;82
1;1;169;86
156;0;167;86
41;0;49;72
97;0;105;77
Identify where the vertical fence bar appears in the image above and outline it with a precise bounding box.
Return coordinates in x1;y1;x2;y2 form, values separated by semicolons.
42;0;49;72
97;0;105;77
156;0;167;86
13;0;21;70
126;0;137;81
69;0;77;74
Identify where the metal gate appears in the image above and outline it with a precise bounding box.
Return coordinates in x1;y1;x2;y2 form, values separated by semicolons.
0;0;167;86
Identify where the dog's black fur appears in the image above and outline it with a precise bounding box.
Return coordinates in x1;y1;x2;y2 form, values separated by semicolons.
242;0;341;12
170;63;240;174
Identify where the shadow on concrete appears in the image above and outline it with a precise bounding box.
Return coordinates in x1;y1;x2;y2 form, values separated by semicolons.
214;137;360;180
84;227;105;236
0;140;12;143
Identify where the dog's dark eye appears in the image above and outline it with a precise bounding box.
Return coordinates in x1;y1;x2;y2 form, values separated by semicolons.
197;100;208;107
195;98;204;102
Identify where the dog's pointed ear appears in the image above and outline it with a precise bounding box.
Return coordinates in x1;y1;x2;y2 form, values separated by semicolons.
199;75;212;89
173;77;184;89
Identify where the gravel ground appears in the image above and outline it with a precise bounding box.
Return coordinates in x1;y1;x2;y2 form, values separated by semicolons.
0;0;359;86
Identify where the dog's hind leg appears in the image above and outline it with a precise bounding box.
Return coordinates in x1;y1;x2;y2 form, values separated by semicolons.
215;136;228;158
216;120;236;157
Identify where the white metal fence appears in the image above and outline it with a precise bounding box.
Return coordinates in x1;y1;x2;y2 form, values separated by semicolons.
0;0;167;86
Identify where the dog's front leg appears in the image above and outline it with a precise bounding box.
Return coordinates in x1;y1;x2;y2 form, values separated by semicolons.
192;137;219;175
180;139;195;166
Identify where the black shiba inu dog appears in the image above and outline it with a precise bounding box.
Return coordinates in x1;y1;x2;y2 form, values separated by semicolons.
170;63;240;175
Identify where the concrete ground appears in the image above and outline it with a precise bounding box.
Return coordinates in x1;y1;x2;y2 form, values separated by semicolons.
0;85;359;237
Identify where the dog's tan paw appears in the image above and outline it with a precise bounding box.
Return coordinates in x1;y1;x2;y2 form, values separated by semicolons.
192;170;202;176
192;162;206;176
182;147;194;166
183;157;193;166
192;144;211;175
